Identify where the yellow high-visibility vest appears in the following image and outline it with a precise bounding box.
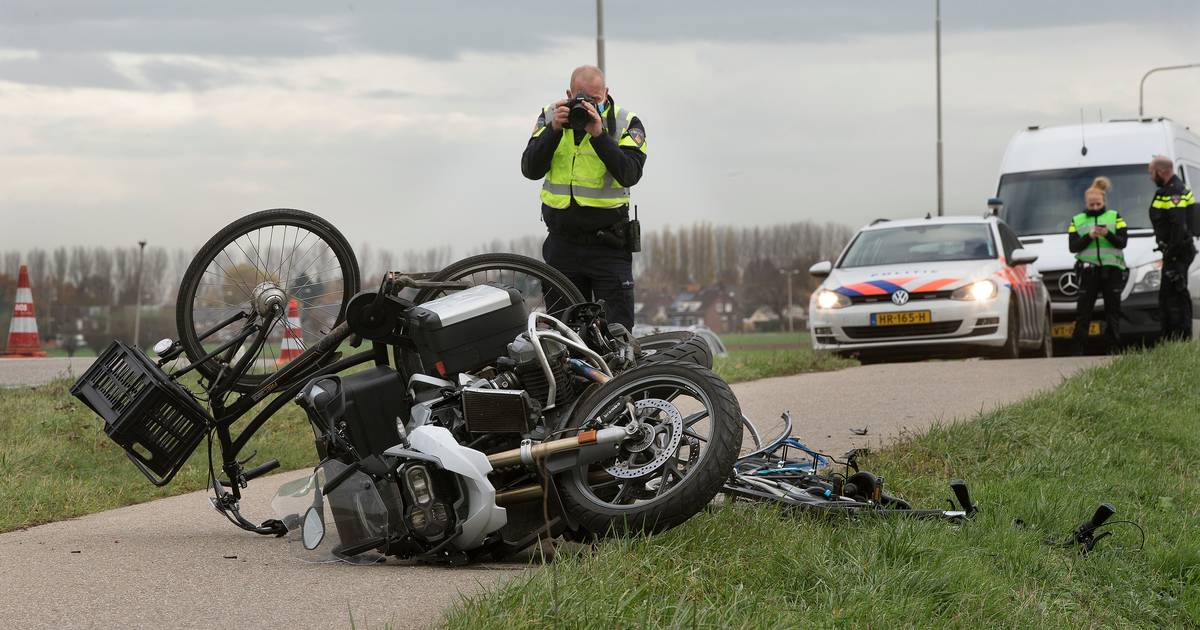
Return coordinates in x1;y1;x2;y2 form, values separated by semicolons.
536;101;646;209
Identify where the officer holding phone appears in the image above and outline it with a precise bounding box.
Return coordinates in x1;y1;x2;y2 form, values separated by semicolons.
520;65;647;330
1067;176;1128;354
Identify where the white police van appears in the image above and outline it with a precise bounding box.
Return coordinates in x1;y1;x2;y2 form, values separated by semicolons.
992;118;1200;347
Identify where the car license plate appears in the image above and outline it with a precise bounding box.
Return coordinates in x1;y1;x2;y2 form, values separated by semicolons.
1051;322;1102;338
871;310;932;326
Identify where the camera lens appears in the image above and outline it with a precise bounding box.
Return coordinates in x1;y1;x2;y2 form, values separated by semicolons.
568;102;591;131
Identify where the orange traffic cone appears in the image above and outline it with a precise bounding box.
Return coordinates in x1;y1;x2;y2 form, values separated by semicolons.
3;264;47;357
277;299;304;365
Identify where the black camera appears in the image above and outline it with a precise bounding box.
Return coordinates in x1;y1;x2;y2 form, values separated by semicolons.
567;92;598;131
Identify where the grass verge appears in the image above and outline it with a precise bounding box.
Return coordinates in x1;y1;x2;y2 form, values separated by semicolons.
714;346;855;383
0;377;317;533
445;342;1200;628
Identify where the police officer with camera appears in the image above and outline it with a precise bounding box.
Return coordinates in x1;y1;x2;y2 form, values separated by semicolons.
520;65;647;330
1148;155;1196;341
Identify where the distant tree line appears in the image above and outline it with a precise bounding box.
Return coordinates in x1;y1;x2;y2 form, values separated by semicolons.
0;220;852;349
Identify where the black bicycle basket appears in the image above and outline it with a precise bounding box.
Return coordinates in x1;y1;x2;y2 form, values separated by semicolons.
70;340;212;486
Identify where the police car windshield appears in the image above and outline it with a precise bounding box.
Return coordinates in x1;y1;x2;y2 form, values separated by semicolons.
997;165;1153;236
839;223;996;268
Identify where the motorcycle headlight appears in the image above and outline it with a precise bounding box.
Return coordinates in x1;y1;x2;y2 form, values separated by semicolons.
405;465;434;506
951;280;997;301
815;290;851;309
1131;260;1163;293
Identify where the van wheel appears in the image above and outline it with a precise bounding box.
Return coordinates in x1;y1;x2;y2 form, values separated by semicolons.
992;303;1020;360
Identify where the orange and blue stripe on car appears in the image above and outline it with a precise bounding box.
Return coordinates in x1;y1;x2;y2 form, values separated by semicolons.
834;276;967;296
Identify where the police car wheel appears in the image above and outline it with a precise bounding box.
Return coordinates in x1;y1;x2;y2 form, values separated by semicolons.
992;303;1020;360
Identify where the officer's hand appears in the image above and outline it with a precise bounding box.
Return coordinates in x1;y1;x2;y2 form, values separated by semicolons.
549;100;569;132
582;101;604;137
1093;226;1109;237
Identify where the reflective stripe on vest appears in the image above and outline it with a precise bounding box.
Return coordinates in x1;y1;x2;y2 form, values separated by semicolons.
540;102;634;209
1072;210;1127;269
1152;190;1196;209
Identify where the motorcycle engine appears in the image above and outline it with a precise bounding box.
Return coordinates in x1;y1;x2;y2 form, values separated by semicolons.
457;333;574;435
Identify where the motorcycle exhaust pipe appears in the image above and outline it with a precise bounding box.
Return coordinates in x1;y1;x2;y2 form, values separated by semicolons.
487;426;627;469
495;470;615;506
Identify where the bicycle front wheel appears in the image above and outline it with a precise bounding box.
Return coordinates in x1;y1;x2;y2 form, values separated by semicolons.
176;209;360;392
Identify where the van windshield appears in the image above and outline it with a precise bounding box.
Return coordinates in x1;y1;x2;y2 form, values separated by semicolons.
997;165;1153;236
839;223;996;268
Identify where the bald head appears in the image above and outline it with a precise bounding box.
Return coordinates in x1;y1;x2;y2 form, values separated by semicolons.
570;65;605;92
1149;155;1175;185
567;65;608;106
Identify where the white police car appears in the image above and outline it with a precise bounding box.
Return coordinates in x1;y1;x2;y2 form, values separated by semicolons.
807;216;1052;362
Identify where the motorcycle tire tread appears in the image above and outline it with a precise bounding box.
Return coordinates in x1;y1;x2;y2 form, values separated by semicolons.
637;332;714;369
556;360;742;538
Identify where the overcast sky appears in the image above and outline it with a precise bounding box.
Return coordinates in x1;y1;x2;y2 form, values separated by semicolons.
3;1;1200;256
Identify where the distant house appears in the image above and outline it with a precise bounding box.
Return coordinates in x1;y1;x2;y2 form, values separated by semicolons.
659;286;739;334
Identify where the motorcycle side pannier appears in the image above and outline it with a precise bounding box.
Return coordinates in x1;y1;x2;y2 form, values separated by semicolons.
406;284;528;376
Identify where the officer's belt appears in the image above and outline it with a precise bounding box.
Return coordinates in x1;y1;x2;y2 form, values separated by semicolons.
551;222;629;249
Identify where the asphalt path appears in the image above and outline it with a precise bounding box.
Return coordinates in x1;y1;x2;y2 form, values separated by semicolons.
0;357;95;387
0;356;1109;629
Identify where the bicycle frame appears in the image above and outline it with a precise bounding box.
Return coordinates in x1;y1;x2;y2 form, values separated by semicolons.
171;310;378;499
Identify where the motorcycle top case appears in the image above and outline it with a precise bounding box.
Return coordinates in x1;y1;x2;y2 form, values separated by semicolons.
406;284;528;376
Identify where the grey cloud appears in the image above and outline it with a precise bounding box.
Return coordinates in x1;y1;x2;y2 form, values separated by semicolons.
5;1;1198;60
0;53;135;89
138;60;237;92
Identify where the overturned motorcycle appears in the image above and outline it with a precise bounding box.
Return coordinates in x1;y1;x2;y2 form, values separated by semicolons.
70;209;741;564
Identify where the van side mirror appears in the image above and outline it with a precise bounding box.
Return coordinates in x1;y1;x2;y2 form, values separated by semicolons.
1009;248;1038;266
987;197;1004;216
809;261;832;278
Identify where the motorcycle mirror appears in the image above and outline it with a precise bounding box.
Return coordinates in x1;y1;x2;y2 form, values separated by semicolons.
302;506;325;550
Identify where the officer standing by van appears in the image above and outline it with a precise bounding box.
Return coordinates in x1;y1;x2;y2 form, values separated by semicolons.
520;65;647;330
1148;156;1196;341
1068;177;1128;354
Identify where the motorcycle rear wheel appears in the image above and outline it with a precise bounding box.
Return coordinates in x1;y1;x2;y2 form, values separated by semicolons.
556;360;742;537
413;253;584;317
636;331;714;369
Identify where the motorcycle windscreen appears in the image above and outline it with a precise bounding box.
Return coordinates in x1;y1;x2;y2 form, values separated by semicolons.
270;460;389;564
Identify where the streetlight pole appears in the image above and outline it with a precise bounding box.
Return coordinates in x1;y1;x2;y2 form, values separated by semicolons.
596;0;606;74
133;240;146;348
779;269;799;333
1139;63;1200;117
935;0;944;216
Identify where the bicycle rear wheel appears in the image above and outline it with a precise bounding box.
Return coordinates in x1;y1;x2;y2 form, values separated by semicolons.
413;253;584;317
176;209;360;392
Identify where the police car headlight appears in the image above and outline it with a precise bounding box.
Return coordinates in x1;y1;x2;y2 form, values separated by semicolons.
816;290;850;309
1131;260;1163;293
951;280;997;301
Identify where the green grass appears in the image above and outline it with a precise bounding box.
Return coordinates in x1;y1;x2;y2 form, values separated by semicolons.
720;332;810;347
715;331;854;383
445;342;1200;629
0;376;318;533
714;346;854;383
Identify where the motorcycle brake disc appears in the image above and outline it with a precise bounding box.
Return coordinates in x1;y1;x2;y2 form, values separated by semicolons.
628;435;700;500
606;398;684;480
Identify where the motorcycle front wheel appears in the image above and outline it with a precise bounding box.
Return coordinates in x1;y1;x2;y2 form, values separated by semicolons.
555;360;742;537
